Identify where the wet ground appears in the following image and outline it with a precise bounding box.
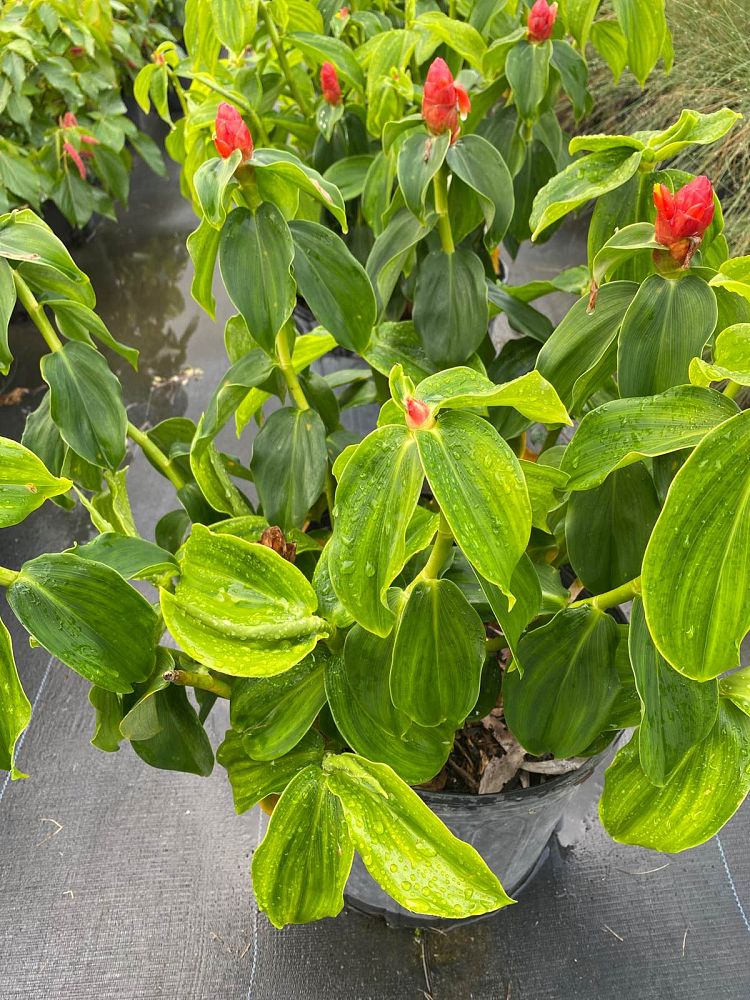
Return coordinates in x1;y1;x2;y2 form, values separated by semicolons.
1;137;749;999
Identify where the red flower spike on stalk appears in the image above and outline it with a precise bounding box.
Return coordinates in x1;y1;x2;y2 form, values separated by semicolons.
405;397;434;430
421;58;471;144
320;62;342;106
63;142;86;180
527;0;558;42
61;112;78;129
653;176;715;266
213;102;254;162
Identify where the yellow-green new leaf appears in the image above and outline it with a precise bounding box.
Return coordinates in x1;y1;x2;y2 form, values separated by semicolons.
0;437;72;527
161;524;328;677
0;618;30;779
709;256;750;304
324;754;514;918
413;367;570;425
690;323;750;388
218;729;325;813
600;701;750;851
642;409;750;681
252;765;354;929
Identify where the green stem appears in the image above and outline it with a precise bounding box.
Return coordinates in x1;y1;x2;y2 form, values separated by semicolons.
433;168;455;254
419;514;454;581
190;73;271;145
163;667;231;699
126;420;187;491
485;635;507;653
258;1;313;117
724;379;743;400
0;565;19;587
325;466;337;527
569;576;642;611
12;270;63;352
276;328;309;410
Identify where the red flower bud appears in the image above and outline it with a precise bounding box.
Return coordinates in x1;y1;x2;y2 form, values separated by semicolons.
213;102;254;162
61;112;78;129
653;176;715;265
337;6;349;17
421;58;471;144
63;142;86;180
527;0;558;42
320;62;342;106
405;397;434;430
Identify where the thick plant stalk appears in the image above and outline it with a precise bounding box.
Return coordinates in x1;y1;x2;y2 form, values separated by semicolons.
276;328;310;410
569;576;642;611
419;513;454;580
0;565;19;587
258;2;313;118
163;667;231;699
432;169;455;253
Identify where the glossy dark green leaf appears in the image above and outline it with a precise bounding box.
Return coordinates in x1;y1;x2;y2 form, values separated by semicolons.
161;524;328;677
194;151;242;227
618;274;718;397
536;281;638;413
366;210;434;316
89;686;123;753
641;409;750;681
218;728;325;813
324;754;514;917
476;554;542;671
560;386;738;491
218;204;296;354
250;406;327;530
0;617;30;779
328;425;423;636
41;341;127;470
252;764;354;928
416;411;531;606
0;210;92;301
413;367;570;425
550;39;588;119
566;464;661;593
0;257;16;374
413;248;488;365
230;648;328;760
600;700;750;850
48;298;139;369
187;217;221;318
446;133;514;249
7;553;159;694
251;149;347;230
503;606;620;757
73;533;177;581
0;436;72;527
629;597;718;786
323;155;375;201
127;683;214;777
289;221;376;353
505;39;551;123
390;578;485;728
325;629;453;784
397;130;449;222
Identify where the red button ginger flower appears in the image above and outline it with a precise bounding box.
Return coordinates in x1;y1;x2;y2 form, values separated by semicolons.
653;176;715;265
421;58;471;144
404;397;434;430
320;62;342;106
213;102;254;162
527;0;558;42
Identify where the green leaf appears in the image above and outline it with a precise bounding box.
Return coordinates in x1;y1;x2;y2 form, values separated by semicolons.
0;257;16;375
600;700;750;850
0;436;72;527
194;152;242;227
530;147;643;241
323;155;375;201
720;666;750;717
590;21;628;82
503;605;620;757
326;628;453;784
563;0;600;48
196;349;276;445
413;367;570;425
252;149;347;230
506;39;551;124
252;764;353;928
289;220;376;353
629;597;718;786
7;553;159;694
312;543;354;628
391;578;485;728
415;11;487;69
536;282;638;413
566;464;661;593
187;217;221;318
288;32;365;90
646;108;741;160
73;533;178;581
324;754;514;917
0;210;92;300
161;524;328;677
218;729;325;813
218;204;296;354
446;133;514;249
550;40;588;120
641;409;750;681
416;411;531;604
210;0;258;53
89;686;123;753
612;0;667;86
47;298;139;369
521;460;569;533
560;386;738;491
0;617;30;780
476;555;542;672
328;425;423;636
397;131;450;222
591;223;662;287
231;647;328;760
413;249;488;365
41;341;127;470
690;323;750;388
366;210;435;316
618;274;717;397
250;406;327;530
709;255;750;304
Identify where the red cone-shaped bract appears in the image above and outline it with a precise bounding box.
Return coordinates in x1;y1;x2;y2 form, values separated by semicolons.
421;58;471;144
405;398;433;429
213;102;254;162
320;62;342;105
653;176;715;245
527;0;558;42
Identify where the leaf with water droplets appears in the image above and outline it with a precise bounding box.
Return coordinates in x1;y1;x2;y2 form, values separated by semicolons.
0;436;72;527
0;616;30;779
